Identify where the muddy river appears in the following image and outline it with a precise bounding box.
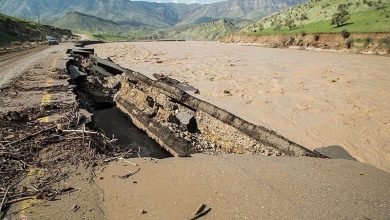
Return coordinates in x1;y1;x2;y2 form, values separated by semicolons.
91;41;390;172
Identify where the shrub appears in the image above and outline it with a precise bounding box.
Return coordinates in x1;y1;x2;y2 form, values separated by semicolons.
345;38;353;49
331;4;351;27
380;37;390;53
313;33;320;41
301;30;307;36
341;29;350;39
364;37;373;47
376;2;385;9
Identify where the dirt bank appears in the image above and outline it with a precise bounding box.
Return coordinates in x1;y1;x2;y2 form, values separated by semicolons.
222;33;390;55
91;41;390;172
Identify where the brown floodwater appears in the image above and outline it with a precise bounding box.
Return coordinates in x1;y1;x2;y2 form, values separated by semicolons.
91;41;390;172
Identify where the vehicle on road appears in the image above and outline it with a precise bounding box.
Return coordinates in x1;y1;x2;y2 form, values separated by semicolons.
48;38;59;45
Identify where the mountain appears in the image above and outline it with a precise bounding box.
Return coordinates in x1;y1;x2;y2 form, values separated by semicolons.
0;12;72;44
51;12;122;33
0;0;307;30
241;0;390;34
0;0;201;30
177;0;306;25
168;19;237;40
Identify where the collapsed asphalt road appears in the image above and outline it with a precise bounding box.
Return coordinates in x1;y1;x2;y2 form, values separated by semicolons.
0;42;389;220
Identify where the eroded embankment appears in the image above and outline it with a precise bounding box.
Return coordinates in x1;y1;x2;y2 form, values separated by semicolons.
66;43;324;158
223;32;390;55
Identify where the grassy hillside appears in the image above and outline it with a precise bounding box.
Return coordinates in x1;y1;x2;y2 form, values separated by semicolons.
51;12;122;34
0;12;72;44
241;0;390;35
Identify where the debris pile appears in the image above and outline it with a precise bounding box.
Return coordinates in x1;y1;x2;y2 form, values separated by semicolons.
0;102;126;212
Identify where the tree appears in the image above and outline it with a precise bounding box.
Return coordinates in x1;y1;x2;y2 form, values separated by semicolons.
271;19;282;31
284;18;296;30
257;23;264;32
331;4;351;26
300;13;309;21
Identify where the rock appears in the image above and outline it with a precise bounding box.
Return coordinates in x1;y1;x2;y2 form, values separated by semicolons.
223;90;232;96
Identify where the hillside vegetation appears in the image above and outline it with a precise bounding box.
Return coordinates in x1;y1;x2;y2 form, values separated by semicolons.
0;13;72;44
242;0;390;35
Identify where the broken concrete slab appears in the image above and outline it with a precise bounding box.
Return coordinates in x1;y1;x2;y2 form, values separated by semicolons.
90;65;113;77
68;65;87;81
314;145;356;160
90;55;125;75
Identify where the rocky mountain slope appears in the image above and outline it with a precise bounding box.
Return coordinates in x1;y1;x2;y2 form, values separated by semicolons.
51;12;122;33
0;0;306;30
178;0;305;25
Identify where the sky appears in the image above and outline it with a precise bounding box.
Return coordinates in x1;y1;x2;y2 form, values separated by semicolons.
142;0;225;4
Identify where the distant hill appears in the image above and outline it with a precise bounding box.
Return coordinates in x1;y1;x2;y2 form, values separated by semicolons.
0;0;307;30
0;12;72;44
0;0;201;30
177;0;306;25
168;19;237;40
51;12;122;33
241;0;390;34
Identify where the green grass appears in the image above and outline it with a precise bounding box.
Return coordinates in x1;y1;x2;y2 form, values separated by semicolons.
242;0;390;36
247;4;390;35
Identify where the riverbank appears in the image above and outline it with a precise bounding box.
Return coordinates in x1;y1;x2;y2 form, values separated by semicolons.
222;33;390;55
